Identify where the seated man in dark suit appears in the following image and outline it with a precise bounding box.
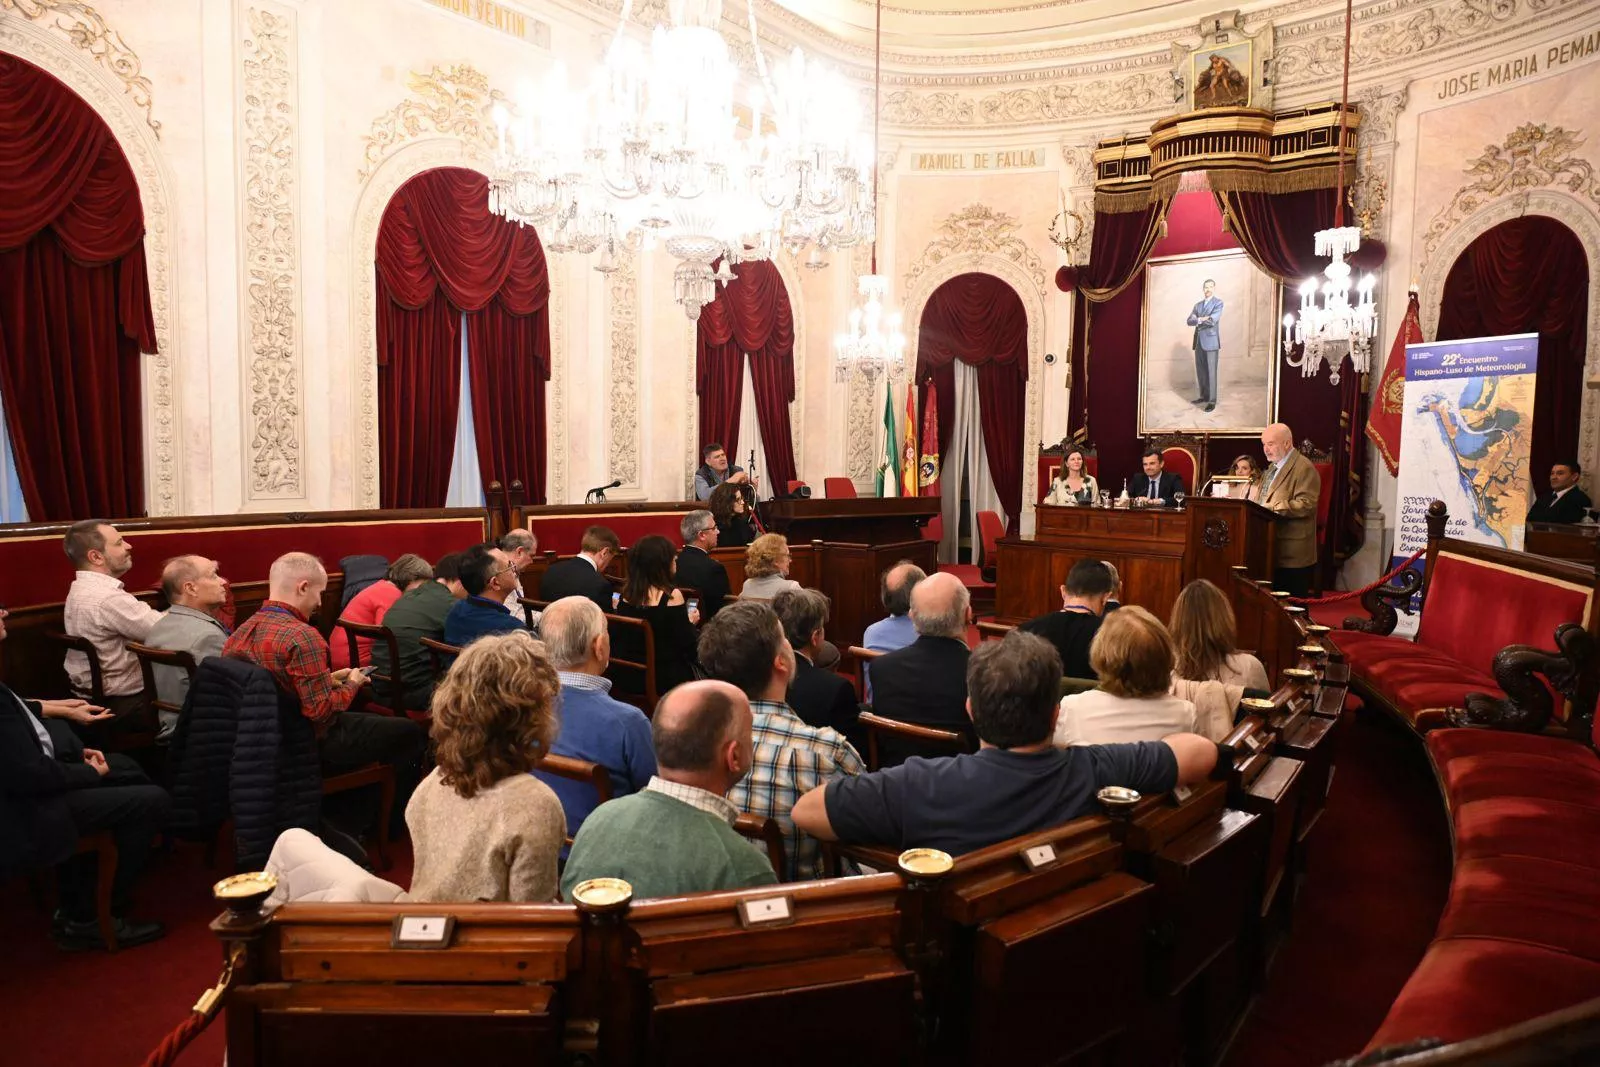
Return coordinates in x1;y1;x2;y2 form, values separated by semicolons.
773;587;861;746
0;606;170;950
1527;459;1592;525
538;525;620;613
676;509;731;621
791;631;1220;857
1129;446;1184;506
1018;559;1116;679
867;572;975;764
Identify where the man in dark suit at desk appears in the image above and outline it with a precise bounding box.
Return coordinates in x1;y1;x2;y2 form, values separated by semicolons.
1527;460;1592;525
1130;446;1184;506
867;572;976;765
538;526;621;613
676;510;731;621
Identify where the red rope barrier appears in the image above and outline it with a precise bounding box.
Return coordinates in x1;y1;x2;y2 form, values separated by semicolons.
1287;549;1425;606
140;1010;210;1067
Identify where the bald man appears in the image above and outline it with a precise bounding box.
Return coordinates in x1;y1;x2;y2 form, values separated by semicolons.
1257;423;1322;597
224;553;422;834
145;555;230;736
560;680;777;900
865;571;978;765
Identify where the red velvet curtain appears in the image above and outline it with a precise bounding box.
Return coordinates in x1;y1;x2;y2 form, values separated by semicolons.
696;260;797;487
0;54;155;519
1438;216;1589;494
916;272;1029;534
1078;198;1171;303
375;166;551;506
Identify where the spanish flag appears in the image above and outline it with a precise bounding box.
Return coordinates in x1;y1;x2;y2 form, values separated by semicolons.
918;379;942;497
901;382;919;498
1365;289;1424;477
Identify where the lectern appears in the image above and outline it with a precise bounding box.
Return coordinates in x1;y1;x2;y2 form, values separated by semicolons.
995;498;1277;622
758;497;940;544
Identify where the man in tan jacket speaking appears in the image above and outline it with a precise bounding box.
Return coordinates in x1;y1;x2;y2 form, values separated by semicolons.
1258;423;1322;597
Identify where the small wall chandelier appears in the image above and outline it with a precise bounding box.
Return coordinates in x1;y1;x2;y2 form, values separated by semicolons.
833;0;905;381
1281;0;1378;386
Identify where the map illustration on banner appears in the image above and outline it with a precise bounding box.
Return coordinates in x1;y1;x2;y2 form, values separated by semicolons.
1390;333;1538;632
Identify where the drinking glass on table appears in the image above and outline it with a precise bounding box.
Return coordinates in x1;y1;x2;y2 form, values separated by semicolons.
1173;491;1186;509
1098;491;1111;508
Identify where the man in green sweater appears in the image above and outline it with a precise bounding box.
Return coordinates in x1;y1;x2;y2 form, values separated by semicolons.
561;680;778;900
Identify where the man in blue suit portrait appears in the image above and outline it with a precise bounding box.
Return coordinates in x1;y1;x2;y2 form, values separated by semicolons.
1186;278;1223;413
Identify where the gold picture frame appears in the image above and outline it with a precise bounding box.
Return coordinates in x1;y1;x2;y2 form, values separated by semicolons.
1138;248;1280;435
1189;40;1253;110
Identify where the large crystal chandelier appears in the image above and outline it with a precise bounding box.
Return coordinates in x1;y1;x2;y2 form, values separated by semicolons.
832;0;905;381
1281;0;1378;386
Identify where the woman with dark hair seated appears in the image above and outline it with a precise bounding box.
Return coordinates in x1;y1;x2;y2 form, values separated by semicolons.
611;534;701;694
708;481;758;548
406;630;565;902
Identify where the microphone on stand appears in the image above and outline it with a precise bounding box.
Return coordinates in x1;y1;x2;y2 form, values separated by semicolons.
585;479;623;503
746;449;767;533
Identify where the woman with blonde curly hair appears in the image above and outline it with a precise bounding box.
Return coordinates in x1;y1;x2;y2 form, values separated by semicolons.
738;533;801;601
405;630;566;902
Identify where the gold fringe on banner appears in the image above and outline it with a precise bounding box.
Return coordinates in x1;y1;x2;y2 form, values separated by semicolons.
1093;186;1158;214
1205;162;1345;195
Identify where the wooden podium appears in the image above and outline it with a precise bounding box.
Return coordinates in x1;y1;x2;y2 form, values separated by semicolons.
758;497;940;543
995;497;1277;622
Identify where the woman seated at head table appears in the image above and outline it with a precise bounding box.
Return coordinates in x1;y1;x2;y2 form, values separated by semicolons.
406;630;566;902
1222;454;1263;501
1045;444;1100;506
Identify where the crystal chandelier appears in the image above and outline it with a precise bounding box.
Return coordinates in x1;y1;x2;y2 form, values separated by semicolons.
832;0;905;381
1281;0;1378;387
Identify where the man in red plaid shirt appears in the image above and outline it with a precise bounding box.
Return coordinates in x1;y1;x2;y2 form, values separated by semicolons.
225;553;422;836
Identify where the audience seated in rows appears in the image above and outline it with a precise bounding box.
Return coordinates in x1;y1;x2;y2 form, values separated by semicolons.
1017;558;1115;680
860;560;925;699
537;596;656;836
224;553;422;839
331;554;432;671
708;480;757;548
538;525;619;613
793;631;1217;856
368;552;465;713
868;572;976;765
675;509;731;620
612;534;700;693
444;544;523;648
498;529;539;612
774;588;861;746
697;601;863;882
406;631;565;903
62;520;163;733
147;554;229;737
0;606;170;950
561;680;778;900
738;533;801;601
1055;607;1200;746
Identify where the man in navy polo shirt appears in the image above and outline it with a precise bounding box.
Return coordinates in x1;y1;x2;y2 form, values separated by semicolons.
791;631;1220;857
443;545;524;648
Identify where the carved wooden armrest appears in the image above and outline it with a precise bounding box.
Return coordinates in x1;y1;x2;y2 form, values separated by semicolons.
1340;567;1424;636
1452;622;1600;737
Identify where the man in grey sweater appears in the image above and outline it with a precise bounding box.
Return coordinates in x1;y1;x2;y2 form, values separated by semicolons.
145;555;230;737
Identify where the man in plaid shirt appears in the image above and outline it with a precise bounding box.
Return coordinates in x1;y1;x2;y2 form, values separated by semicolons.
697;600;863;881
224;553;422;833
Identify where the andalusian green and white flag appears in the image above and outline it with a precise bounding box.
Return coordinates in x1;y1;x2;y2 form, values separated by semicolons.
876;382;899;497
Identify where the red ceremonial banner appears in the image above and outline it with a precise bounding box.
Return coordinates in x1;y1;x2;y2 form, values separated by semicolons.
919;380;942;496
1365;290;1424;477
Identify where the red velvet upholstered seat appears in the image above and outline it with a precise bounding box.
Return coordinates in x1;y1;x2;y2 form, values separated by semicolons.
1454;795;1600;866
1425;727;1589;766
1438;750;1600;810
1436;856;1600;958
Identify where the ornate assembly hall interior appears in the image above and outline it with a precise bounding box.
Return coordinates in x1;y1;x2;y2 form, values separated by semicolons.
3;0;1600;1063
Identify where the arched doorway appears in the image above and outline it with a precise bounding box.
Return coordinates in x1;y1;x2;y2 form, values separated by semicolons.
916;272;1029;562
0;54;156;520
1437;216;1589;497
375;166;552;508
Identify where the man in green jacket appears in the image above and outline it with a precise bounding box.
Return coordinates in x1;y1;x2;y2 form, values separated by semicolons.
561;680;777;901
368;552;465;714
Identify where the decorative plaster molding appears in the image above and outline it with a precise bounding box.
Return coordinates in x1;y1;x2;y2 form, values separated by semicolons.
607;249;641;489
771;249;808;480
1418;187;1600;487
237;2;303;499
1273;0;1523;85
1060;140;1097;188
549;251;568;504
1420;123;1600;266
0;16;180;514
845;374;876;485
358;63;504;182
1357;82;1410;144
0;0;160;136
904;203;1047;294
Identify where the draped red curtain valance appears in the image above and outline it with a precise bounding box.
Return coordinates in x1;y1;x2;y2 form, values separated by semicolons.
916;272;1029;535
696;259;798;488
1438;216;1589;494
0;54;155;520
376;167;550;507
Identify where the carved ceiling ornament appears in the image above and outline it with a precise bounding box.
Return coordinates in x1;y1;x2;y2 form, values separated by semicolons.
358;63;504;181
1420;123;1600;266
0;0;160;136
1357;81;1409;144
904;203;1047;294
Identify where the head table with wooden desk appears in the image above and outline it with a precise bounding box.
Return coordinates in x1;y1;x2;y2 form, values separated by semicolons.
995;497;1279;623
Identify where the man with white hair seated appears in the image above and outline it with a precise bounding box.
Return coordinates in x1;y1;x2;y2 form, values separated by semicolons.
864;572;976;765
145;555;230;737
224;553;423;832
535;596;656;837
